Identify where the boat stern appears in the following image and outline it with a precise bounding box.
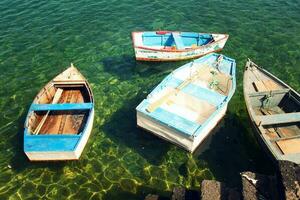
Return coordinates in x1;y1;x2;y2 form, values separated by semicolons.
211;33;229;49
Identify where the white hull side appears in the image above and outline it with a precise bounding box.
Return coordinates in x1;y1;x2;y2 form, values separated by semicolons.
25;151;77;161
74;108;94;158
191;104;227;152
137;105;227;152
137;112;194;150
25;109;94;161
134;38;227;61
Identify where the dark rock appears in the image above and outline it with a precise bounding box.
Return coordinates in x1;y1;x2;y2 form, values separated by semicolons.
171;187;186;200
201;180;226;200
145;194;159;200
278;160;300;200
241;171;279;200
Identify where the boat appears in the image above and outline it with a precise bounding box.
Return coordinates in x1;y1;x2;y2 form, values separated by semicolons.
131;31;229;61
244;59;300;164
24;64;94;161
136;53;236;152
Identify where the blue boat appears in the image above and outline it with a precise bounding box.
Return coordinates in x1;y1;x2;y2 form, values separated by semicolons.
136;53;236;152
24;64;94;161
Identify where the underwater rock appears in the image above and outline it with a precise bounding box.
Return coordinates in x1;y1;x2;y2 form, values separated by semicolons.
144;194;159;200
278;160;300;200
241;171;279;200
171;187;186;200
201;180;240;200
145;194;159;200
201;180;225;200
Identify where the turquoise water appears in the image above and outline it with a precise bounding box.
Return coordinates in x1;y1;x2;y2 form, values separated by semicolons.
0;0;299;199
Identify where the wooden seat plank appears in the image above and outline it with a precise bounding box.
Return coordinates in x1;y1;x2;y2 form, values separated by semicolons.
259;112;300;126
248;88;290;97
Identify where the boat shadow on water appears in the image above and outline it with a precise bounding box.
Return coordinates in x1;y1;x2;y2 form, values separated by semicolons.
101;93;173;166
101;54;187;80
9;105;68;172
195;111;276;187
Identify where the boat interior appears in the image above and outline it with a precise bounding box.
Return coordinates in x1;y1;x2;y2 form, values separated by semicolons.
140;32;214;50
246;63;300;156
146;60;234;127
27;83;92;135
159;88;217;124
190;64;233;96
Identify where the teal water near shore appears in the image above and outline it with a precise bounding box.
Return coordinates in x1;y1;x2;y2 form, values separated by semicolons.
0;0;299;199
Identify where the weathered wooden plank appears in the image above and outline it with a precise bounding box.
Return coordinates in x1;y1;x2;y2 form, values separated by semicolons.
248;89;290;97
276;138;300;154
253;80;267;92
259;112;300;125
263;80;281;90
271;135;300;142
33;88;63;134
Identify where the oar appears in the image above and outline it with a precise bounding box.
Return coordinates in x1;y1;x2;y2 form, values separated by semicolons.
33;88;63;135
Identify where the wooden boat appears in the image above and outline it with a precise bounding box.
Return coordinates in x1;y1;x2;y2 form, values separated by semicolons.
24;64;94;161
244;60;300;164
136;53;236;152
132;31;228;61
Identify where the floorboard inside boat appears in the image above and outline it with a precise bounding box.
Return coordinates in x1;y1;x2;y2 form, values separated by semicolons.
256;106;300;139
39;89;87;135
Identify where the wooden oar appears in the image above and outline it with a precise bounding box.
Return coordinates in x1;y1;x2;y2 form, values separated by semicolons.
33;88;63;135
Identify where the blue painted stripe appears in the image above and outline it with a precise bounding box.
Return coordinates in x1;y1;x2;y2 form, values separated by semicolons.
172;33;185;49
24;135;81;152
182;84;226;106
30;103;93;111
137;100;200;136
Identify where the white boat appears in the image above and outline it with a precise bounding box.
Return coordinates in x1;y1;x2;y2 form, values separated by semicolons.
136;53;236;152
132;31;228;61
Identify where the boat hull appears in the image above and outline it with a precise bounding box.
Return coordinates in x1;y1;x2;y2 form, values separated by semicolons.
137;104;227;152
25;108;94;161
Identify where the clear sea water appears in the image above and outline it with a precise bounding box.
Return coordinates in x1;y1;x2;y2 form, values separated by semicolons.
0;0;299;199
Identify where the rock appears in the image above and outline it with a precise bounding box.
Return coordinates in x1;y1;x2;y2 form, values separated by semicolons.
144;194;159;200
241;171;279;200
201;180;226;200
277;160;300;200
171;187;186;200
